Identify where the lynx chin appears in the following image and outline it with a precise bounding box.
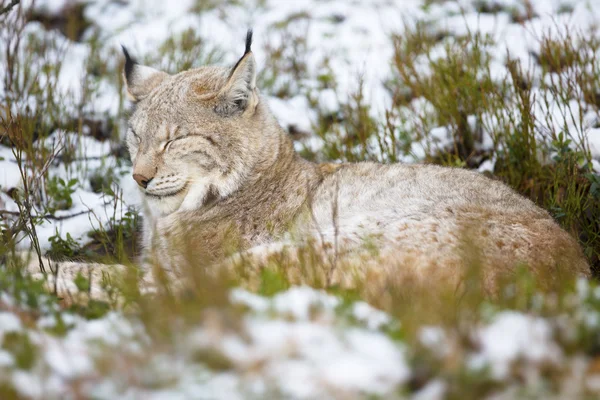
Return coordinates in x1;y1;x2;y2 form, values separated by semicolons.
121;30;590;292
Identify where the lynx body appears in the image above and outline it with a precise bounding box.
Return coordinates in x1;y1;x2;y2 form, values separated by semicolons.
122;32;590;290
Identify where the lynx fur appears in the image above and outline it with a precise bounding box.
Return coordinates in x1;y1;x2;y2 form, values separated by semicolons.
30;31;590;299
118;30;590;291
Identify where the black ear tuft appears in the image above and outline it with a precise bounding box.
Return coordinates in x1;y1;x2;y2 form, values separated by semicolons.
230;29;254;78
244;29;253;55
121;45;138;83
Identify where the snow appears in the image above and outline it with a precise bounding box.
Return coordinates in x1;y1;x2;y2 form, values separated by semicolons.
0;128;131;248
272;285;340;320
0;350;14;367
0;312;23;333
478;158;495;173
327;328;408;393
419;326;449;358
412;379;446;400
231;318;408;398
1;282;594;398
588;128;600;159
2;0;600;397
227;288;407;397
230;288;270;312
0;287;410;399
1;0;599;249
268;96;313;135
0;158;22;190
1;278;599;399
472;311;562;379
352;301;391;330
11;371;44;399
43;337;95;379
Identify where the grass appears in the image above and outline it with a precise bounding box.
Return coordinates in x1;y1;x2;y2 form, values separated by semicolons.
1;0;600;398
258;14;311;99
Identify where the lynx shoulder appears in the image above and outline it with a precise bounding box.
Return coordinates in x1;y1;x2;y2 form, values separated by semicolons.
121;30;590;291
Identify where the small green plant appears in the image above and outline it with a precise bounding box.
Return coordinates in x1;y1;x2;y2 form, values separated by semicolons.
85;195;142;264
89;167;117;195
391;27;499;166
47;230;81;260
45;176;77;212
312;76;380;162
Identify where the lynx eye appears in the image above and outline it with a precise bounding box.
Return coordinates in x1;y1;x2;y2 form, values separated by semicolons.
130;129;141;144
164;126;181;152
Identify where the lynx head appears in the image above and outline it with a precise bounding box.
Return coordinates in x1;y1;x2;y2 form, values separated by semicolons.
122;30;271;216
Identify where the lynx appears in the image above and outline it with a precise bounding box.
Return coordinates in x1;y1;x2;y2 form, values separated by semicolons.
113;29;591;294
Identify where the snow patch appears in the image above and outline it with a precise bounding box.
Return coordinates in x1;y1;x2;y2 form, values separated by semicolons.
473;311;562;379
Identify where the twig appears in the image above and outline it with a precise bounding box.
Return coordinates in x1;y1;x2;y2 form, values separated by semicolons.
0;0;20;16
0;202;112;221
4;155;110;165
11;139;46;274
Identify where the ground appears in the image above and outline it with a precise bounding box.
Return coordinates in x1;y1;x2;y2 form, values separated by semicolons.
1;0;600;398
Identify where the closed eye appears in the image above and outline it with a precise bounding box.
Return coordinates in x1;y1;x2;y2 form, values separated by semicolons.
164;136;188;152
164;133;216;151
130;129;141;143
165;133;214;149
175;133;217;145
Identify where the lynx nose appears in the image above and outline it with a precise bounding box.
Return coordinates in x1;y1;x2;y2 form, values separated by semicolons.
133;173;153;189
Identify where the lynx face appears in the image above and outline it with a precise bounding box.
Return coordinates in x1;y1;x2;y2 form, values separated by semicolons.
123;32;260;216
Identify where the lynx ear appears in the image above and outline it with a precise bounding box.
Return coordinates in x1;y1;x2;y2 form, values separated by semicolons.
215;30;258;116
121;46;168;102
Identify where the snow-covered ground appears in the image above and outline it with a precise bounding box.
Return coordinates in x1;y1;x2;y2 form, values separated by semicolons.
0;287;409;399
2;0;600;398
1;0;600;247
1;284;600;399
